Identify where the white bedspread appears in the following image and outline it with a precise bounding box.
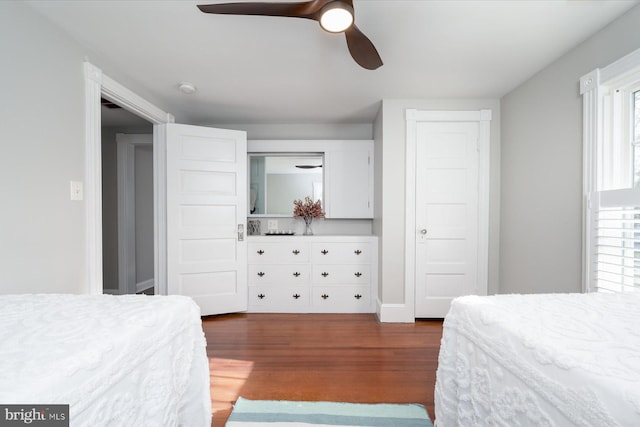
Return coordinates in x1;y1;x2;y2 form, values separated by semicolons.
435;292;640;426
0;294;211;427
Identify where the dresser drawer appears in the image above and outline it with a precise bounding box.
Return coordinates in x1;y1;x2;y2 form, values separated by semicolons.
247;236;377;314
248;265;310;285
248;242;310;263
311;286;371;312
312;265;370;284
249;286;310;310
311;242;372;264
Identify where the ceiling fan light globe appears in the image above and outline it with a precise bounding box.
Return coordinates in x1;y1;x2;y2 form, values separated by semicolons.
319;2;354;33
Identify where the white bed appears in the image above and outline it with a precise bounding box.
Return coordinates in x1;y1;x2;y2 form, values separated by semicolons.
0;294;211;426
435;292;640;426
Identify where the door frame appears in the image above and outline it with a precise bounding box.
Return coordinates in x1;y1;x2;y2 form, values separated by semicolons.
116;133;153;295
84;62;174;295
404;109;491;318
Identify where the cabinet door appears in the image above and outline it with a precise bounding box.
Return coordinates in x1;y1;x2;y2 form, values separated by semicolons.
325;143;373;218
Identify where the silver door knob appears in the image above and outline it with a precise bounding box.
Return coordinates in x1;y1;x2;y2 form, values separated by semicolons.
420;229;427;235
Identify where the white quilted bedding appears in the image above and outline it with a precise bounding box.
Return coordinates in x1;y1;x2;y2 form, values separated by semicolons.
0;294;211;427
435;292;640;426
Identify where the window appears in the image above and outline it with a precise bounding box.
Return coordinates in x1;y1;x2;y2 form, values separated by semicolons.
633;90;640;186
591;189;640;292
581;48;640;293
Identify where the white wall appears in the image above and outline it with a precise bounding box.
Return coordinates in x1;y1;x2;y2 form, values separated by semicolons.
500;5;640;294
0;1;171;294
375;99;501;313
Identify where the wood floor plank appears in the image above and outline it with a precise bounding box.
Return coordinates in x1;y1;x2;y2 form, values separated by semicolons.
203;313;443;426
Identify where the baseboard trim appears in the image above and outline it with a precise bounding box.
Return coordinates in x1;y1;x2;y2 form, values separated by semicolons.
136;278;154;293
376;299;415;323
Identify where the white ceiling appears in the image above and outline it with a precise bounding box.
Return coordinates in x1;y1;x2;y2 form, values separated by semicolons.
27;0;638;125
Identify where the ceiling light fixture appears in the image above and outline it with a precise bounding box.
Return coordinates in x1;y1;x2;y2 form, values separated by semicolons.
178;82;197;94
319;1;354;33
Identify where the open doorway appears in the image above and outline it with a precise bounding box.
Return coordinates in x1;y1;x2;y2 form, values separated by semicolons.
84;61;174;296
101;99;153;295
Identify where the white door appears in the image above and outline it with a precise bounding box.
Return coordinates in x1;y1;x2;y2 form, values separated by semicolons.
165;123;247;316
414;121;480;317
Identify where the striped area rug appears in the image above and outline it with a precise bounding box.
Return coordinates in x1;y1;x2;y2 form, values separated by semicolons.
225;397;433;427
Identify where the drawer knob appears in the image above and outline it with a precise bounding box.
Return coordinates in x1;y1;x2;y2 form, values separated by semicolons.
321;293;329;299
293;293;301;299
354;272;362;277
354;294;363;299
257;271;265;277
257;293;265;299
354;249;362;255
293;272;301;277
257;250;264;255
321;272;329;277
292;249;300;255
321;249;329;255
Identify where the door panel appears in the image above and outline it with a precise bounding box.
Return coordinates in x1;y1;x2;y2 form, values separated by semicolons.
166;123;247;316
415;122;479;317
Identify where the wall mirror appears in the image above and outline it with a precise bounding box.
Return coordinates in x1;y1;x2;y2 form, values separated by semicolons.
249;153;324;216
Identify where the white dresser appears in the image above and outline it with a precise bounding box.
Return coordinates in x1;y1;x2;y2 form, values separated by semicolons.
247;235;378;313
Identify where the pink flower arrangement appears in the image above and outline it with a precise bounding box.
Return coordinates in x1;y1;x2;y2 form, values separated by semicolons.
293;196;325;219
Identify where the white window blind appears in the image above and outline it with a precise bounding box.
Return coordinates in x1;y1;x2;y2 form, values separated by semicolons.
582;48;640;294
590;189;640;293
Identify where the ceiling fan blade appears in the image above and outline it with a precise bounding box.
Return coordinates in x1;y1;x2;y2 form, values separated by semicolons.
344;24;383;70
197;1;328;20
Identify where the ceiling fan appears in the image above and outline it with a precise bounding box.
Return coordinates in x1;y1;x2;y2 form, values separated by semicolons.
197;0;383;70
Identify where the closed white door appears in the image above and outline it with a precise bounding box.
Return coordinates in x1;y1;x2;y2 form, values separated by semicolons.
415;121;480;317
165;123;247;316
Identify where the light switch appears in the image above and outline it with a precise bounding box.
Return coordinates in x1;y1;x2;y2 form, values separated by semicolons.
70;181;83;201
267;220;278;231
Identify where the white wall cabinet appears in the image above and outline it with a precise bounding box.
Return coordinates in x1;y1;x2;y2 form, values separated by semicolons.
324;143;373;218
247;140;374;219
247;235;378;313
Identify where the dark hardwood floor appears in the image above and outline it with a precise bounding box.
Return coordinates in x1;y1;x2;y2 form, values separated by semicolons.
202;313;443;426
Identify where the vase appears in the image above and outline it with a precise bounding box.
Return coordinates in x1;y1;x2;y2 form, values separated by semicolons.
303;217;313;235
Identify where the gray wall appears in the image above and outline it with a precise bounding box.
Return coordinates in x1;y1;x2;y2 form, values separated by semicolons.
101;128;153;293
0;1;173;294
134;144;154;285
374;99;501;311
101;128;119;291
0;1;86;294
500;5;640;294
